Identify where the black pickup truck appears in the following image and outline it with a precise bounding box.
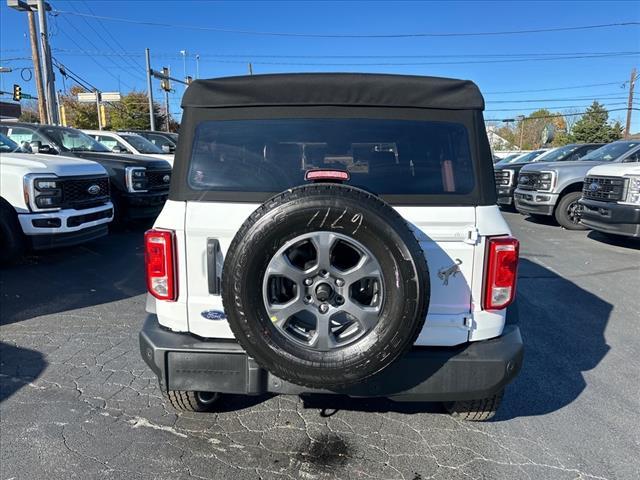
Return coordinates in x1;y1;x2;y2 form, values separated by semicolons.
1;122;172;221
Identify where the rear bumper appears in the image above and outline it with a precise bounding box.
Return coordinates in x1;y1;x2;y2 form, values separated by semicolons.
579;198;640;237
514;188;557;216
139;315;524;402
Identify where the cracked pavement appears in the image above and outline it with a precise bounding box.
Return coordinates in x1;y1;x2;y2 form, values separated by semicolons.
1;213;639;479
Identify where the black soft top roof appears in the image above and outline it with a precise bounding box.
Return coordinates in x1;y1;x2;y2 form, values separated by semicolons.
181;73;484;110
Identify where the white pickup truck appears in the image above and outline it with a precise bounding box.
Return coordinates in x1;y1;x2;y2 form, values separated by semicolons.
0;133;114;263
580;160;640;237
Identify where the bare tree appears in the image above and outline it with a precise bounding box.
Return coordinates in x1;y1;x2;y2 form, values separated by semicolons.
563;108;582;135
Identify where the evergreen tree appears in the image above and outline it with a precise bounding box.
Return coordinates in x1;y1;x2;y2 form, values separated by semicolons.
571;101;623;143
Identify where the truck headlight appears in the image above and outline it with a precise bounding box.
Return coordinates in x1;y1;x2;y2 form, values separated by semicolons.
125;166;148;193
23;174;63;212
625;175;640;204
538;171;555;191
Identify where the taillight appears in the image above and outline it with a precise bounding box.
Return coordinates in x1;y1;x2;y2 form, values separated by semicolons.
483;236;519;310
145;229;177;301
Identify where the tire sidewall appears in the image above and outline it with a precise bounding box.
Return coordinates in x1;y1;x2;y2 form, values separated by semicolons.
223;186;430;386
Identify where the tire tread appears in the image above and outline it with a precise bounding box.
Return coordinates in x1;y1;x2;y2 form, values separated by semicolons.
445;390;504;422
161;387;216;412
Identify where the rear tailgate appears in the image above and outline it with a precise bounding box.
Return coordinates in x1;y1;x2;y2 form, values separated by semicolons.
184;202;475;346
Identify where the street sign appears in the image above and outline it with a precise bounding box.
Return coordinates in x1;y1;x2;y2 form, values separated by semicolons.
77;92;97;103
101;92;121;102
77;91;121;103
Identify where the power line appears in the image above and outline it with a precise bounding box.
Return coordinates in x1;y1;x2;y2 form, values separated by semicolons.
52;57;98;91
489;92;631;101
49;50;638;66
486;94;630;103
0;57;33;62
484;107;638;122
77;0;145;75
47;48;639;59
484;81;627;94
53;10;139;89
485;102;629;112
49;11;640;38
181;52;640;66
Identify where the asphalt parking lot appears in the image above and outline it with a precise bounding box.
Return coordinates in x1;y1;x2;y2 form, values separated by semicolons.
1;212;639;480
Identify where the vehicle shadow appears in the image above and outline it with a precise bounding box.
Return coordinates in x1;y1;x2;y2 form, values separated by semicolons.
0;341;47;403
0;226;148;326
586;230;640;250
494;258;611;420
522;213;559;227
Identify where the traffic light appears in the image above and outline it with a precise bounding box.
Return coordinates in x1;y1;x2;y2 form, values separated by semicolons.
160;67;171;92
12;84;21;101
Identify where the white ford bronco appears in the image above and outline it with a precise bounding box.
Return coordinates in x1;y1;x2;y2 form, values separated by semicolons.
0;133;113;263
140;73;523;421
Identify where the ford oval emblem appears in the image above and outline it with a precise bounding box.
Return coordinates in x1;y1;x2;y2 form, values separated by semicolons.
520;175;529;183
589;182;600;192
163;174;170;183
201;310;226;321
87;184;101;195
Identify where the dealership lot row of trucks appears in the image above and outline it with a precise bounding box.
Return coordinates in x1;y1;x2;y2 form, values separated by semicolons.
0;123;177;262
494;140;640;237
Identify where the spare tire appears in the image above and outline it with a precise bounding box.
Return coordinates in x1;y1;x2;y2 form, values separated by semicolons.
222;184;430;389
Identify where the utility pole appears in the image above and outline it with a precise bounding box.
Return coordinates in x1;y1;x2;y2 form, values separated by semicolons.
165;89;170;132
195;54;200;79
57;89;66;126
36;0;58;124
180;50;188;89
145;48;156;131
517;115;525;151
95;90;103;130
248;62;253;75
27;8;46;123
625;67;637;138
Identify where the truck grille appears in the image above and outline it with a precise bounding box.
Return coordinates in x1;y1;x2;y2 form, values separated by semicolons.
518;172;541;190
494;169;513;187
147;170;171;191
582;176;625;202
61;176;110;210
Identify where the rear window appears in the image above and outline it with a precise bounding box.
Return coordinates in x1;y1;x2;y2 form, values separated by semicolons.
188;118;474;195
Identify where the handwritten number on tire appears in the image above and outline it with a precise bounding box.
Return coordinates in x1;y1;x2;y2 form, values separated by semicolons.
308;209;364;234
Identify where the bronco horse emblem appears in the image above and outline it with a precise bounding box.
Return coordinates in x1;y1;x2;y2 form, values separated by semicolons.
438;259;463;286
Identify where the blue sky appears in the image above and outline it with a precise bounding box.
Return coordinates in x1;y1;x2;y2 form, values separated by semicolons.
1;1;639;128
